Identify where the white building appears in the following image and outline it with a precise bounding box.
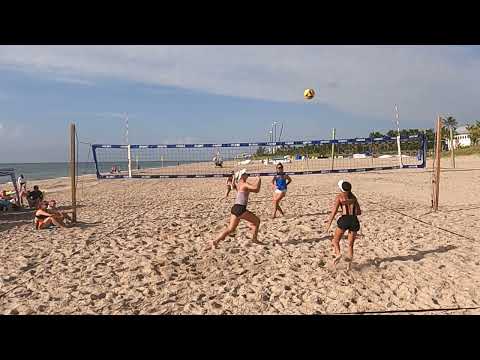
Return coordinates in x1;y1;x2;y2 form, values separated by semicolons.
446;126;471;150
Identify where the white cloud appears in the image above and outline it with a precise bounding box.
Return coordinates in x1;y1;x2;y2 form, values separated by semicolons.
162;136;198;144
54;76;94;86
94;112;128;119
0;122;23;139
0;45;479;123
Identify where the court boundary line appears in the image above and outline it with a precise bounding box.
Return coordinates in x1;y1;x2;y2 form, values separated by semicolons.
336;305;480;315
365;200;478;242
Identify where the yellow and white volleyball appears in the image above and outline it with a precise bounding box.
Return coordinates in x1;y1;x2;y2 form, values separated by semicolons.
303;88;315;100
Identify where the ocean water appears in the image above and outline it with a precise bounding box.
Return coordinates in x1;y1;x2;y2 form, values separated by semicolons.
0;160;196;183
0;162;97;182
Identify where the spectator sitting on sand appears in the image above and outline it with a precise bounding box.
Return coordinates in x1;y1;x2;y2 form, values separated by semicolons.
27;185;44;208
47;199;73;224
34;201;68;229
0;190;13;211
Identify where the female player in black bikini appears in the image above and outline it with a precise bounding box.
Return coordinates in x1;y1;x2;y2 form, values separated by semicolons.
325;180;362;270
271;163;292;218
208;169;262;249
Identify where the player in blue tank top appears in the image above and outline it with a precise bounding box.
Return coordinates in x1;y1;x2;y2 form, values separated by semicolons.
271;163;292;219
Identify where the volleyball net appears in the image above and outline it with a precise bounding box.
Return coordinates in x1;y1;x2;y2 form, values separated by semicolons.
92;134;426;179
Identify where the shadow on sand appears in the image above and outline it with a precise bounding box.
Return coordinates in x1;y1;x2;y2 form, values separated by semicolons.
0;208;36;233
0;209;101;233
71;221;102;229
286;234;331;245
57;204;87;211
356;245;457;270
294;212;330;217
420;206;480;217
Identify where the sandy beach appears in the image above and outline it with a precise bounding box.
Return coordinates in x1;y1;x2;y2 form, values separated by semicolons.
1;155;479;315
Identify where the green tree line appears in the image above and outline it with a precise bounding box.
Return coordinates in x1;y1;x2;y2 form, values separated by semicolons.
255;129;425;159
255;118;480;159
466;121;480;146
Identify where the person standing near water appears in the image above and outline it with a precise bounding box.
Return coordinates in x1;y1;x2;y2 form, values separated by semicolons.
17;174;27;207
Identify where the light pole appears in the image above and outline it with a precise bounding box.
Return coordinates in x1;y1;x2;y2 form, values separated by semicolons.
125;113;132;178
394;104;403;168
273;122;278;154
269;130;273;154
124;113;129;145
278;122;284;142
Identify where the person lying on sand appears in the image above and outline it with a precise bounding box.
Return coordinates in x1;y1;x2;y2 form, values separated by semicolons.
208;169;262;249
223;171;235;199
271;163;292;219
35;201;69;229
47;200;73;224
324;180;362;270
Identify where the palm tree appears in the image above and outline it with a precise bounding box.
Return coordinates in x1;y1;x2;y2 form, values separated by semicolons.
443;116;458;167
443;116;458;143
467;121;480;146
443;116;457;128
369;131;384;138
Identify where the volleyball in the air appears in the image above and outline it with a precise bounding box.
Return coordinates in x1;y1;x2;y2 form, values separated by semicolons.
304;88;315;100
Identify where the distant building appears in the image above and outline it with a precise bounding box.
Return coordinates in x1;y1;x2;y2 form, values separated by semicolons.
446;126;471;150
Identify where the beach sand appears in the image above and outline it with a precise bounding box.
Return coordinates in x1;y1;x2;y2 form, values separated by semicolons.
1;155;479;314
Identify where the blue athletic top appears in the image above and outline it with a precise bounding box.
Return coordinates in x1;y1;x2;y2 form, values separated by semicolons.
275;174;287;191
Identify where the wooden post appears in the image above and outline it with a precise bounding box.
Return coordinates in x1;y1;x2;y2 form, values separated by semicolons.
450;127;455;169
70;123;77;223
330;128;336;170
11;173;20;207
433;116;442;211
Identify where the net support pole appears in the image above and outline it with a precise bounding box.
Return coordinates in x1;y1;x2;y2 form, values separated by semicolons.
433;116;442;211
450;127;455;169
424;130;428;169
397;135;403;168
423;129;428;169
330;128;336;170
70;123;77;223
127;144;132;178
371;137;374;167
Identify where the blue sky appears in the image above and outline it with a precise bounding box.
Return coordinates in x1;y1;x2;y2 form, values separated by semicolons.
1;45;479;162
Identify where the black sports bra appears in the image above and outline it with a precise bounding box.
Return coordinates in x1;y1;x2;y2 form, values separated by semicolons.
340;199;357;216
